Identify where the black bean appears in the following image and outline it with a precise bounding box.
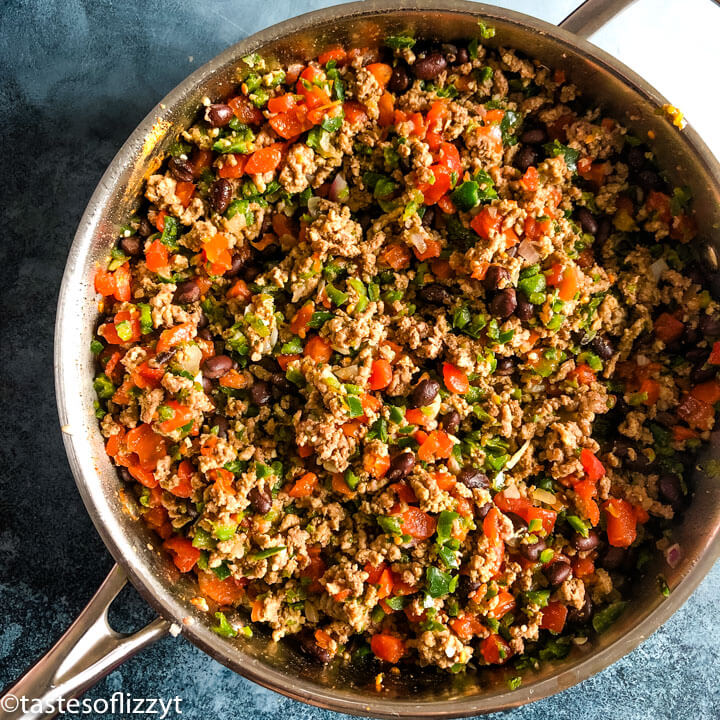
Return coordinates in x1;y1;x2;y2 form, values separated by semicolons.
457;467;489;490
595;217;612;248
119;467;133;483
150;347;178;367
573;529;600;551
684;262;705;287
613;440;655;472
626;146;646;172
699;312;720;339
521;538;546;562
210;414;229;439
455;47;469;65
495;357;514;376
387;63;410;93
413;53;447;80
119;235;141;256
655;411;676;428
591;335;614;360
600;546;627;571
298;629;333;664
250;380;271;406
515;146;538;173
691;365;716;384
638;169;661;193
168;156;195;182
174;279;201;304
421;207;435;228
210;178;233;215
248;486;272;514
386;451;416;481
483;265;510;291
515;295;534;321
519;127;547;145
206;103;234;128
418;283;450;304
227;245;252;277
201;376;214;395
576;207;598;235
567;595;593;625
457;574;481;600
477;502;493;520
409;378;439;408
658;473;684;510
138;218;153;237
440;409;461;434
270;371;292;393
202;355;233;379
506;512;528;537
545;560;571;586
490;288;517;319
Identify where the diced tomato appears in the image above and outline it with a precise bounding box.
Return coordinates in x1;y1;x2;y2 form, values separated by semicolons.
371;633;404;663
418;164;452;205
573;478;600;526
157;400;194;434
449;614;484;641
289;302;314;339
277;354;301;371
112;263;132;302
481;634;511;665
245;144;284;174
431;471;456;492
378;243;411;270
676;394;715;430
154;210;167;232
304;335;333;363
269;111;310;139
400;507;437;540
197;570;246;605
603;497;637;548
442;362;469;394
540;602;568;633
417;430;454;462
653;312;684;343
524;215;552;241
426;100;449;133
638;377;660;406
580;448;605;482
170;460;194;498
175;181;195;208
94;267;117;297
366;62;393;87
145;239;169;272
289;472;318;498
125;423;167;470
227;95;264;125
435;142;462;175
646;191;672;224
267;93;297;114
127;464;157;488
156;322;196;353
163;535;200;573
218;153;248;179
318;47;347;66
413;238;442;261
470;206;501;240
363;450;390;478
570;363;596;385
691;379;720;405
369;358;393;390
378;91;395;127
218;369;245;389
708;341;720;365
343;100;367;126
520;166;538;192
227;278;251;301
488;589;516;619
572;555;595;578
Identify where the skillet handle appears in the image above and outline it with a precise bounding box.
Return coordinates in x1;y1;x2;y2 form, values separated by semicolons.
0;565;170;720
560;0;639;38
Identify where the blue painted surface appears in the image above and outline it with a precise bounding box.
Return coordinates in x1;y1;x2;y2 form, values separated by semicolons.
1;1;718;718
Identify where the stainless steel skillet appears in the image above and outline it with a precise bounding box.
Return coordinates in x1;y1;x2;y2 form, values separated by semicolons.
4;0;720;718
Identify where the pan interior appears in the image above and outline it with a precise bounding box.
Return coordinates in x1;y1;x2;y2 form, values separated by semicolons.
55;2;720;716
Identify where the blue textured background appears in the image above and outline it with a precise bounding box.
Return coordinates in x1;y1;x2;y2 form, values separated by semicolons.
1;1;718;718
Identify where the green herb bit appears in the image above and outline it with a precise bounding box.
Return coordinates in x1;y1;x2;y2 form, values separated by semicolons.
93;373;115;400
250;546;286;560
212;611;238;638
592;601;627;634
385;34;416;50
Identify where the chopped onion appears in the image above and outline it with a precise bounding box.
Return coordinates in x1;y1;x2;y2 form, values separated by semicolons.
328;173;348;203
307;195;323;218
335;365;358;380
650;257;668;282
664;543;682;568
503;483;521;499
506;438;532;470
532;487;558;506
406;229;427;255
517;239;542;264
175;344;203;375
